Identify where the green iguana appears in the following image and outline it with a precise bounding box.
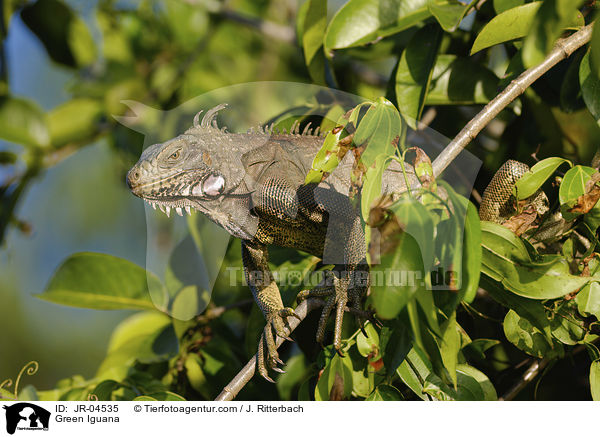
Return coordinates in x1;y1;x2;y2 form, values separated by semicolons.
127;104;415;381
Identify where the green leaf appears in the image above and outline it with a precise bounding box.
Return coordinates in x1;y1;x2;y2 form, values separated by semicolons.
164;235;214;321
21;0;96;68
361;155;388;220
355;97;404;166
370;206;429;320
58;388;88;401
522;0;584;69
471;2;542;54
428;0;476;33
413;291;443;354
347;346;376;398
47;98;104;148
38;252;167;311
396;345;433;400
365;384;404;400
17;385;38;402
590;17;600;80
481;222;593;299
106;311;172;354
400;349;492;400
392;196;436;271
395;24;442;129
324;0;432;53
90;380;122;401
440;312;461;387
379;321;413;377
357;322;380;357
465;338;501;359
580;49;600;125
36;375;91;401
456;364;497;401
560;49;585;113
426;55;498;105
0;96;49;148
514;157;571;199
576;282;600;319
0;387;16;401
461;198;482;303
504;309;562;358
481;275;553;341
559;165;599;220
96;311;176;380
315;354;353;400
591;360;600;400
586;342;600;361
305;104;370;184
549;303;585;345
438;181;481;304
493;0;525;14
184;354;210;399
470;1;582;55
298;0;328;85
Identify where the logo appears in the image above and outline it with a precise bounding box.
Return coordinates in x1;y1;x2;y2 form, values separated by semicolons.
2;403;50;434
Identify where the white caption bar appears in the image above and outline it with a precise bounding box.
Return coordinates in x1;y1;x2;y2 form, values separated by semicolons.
0;401;593;436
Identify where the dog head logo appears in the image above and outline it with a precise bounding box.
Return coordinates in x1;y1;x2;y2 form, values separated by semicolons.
3;403;50;434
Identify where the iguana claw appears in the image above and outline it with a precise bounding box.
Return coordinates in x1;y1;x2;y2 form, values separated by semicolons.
257;307;299;382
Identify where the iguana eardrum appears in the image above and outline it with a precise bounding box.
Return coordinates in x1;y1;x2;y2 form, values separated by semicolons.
127;104;413;380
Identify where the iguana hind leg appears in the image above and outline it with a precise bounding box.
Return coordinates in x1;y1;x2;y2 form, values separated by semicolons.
297;267;368;355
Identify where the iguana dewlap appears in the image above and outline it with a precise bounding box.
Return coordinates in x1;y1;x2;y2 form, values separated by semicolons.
127;104;413;380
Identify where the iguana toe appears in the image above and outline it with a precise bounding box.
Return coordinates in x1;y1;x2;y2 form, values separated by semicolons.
257;308;299;382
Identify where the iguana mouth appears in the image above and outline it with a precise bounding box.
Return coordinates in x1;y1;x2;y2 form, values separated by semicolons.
127;163;226;217
140;197;195;217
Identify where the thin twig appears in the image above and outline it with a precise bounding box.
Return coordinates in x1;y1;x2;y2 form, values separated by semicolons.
214;298;323;401
417;107;437;130
432;24;593;178
195;299;254;323
499;358;549;401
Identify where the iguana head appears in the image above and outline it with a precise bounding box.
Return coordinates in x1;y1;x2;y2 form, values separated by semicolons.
127;104;259;240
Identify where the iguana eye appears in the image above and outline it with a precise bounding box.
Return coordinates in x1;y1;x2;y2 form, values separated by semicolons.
168;149;181;161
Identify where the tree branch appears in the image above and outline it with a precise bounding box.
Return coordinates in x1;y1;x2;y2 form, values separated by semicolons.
219;9;296;44
214;298;323;401
0;0;8;87
499;338;599;401
432;24;593;178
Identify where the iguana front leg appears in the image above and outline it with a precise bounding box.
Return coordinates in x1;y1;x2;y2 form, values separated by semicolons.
241;240;300;381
